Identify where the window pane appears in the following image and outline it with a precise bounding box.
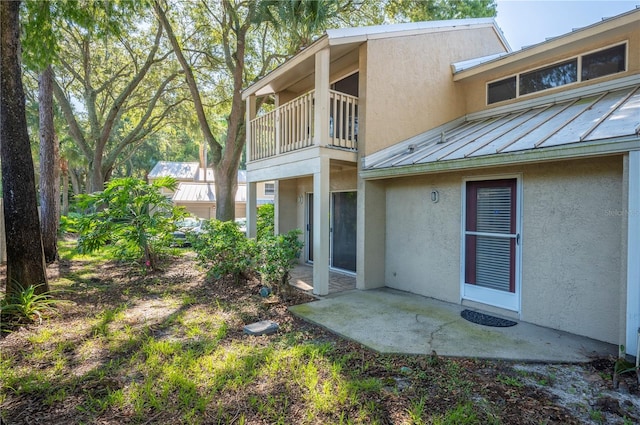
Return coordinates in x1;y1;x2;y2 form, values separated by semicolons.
476;187;512;234
488;76;516;104
582;44;626;81
520;59;577;95
475;236;512;292
264;183;275;194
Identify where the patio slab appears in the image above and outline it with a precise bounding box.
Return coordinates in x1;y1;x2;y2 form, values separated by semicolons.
289;288;617;362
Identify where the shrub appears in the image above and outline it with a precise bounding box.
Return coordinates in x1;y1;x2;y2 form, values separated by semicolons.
256;230;303;296
191;220;256;283
256;203;274;240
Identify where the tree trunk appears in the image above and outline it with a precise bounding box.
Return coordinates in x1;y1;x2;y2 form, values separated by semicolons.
0;0;49;295
214;167;238;222
61;158;69;215
69;169;82;195
89;157;105;193
39;65;60;263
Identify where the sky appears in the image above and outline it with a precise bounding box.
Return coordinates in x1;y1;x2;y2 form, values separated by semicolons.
495;0;638;51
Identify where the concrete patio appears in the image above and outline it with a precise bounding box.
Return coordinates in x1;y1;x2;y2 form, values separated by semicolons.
289;284;617;363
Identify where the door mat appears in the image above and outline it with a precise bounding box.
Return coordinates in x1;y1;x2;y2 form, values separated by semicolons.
460;309;517;327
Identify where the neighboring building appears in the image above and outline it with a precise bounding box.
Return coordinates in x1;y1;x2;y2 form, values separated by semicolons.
148;161;274;219
243;10;640;356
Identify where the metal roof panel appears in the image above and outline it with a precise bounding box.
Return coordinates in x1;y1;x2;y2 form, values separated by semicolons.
148;161;199;179
364;84;640;171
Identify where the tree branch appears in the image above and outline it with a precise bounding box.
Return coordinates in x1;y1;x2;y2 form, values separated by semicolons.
154;0;222;165
98;23;164;152
52;77;93;160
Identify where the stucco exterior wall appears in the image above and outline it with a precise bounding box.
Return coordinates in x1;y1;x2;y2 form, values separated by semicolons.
520;158;622;343
177;203;215;220
462;24;640;114
362;27;506;156
385;173;462;302
383;156;623;344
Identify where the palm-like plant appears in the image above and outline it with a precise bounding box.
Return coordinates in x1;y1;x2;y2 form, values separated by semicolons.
1;283;58;327
75;176;185;269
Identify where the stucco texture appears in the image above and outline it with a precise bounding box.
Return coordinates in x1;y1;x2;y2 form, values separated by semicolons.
520;157;622;344
382;156;623;344
362;27;506;156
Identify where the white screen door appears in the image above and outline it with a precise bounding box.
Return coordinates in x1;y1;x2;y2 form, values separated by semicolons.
463;179;520;311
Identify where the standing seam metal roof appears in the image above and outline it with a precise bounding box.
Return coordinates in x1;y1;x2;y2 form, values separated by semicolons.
364;84;640;170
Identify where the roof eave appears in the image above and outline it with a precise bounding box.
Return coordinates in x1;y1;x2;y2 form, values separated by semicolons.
242;36;330;99
453;8;640;81
243;18;510;99
360;137;640;180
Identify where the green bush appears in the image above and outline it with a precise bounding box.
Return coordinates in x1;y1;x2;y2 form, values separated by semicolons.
59;212;84;235
75;177;185;269
191;219;302;293
256;230;303;295
191;220;256;283
256;203;274;240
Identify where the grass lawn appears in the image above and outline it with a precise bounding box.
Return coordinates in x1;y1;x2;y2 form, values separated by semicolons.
0;241;633;424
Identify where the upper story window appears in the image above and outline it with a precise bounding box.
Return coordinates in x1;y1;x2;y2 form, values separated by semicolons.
488;76;516;104
487;42;627;105
519;59;577;95
582;44;626;81
264;183;275;195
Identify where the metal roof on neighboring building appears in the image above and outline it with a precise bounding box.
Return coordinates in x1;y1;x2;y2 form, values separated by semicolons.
149;161;249;183
148;161;200;179
363;83;640;173
172;183;252;203
173;182;216;203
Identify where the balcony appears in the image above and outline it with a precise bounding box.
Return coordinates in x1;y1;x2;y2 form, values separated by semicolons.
249;90;358;161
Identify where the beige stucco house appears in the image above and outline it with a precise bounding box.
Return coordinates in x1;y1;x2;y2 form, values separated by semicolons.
243;11;640;356
148;161;274;219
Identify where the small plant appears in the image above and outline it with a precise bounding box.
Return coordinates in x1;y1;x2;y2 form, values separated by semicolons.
589;409;605;423
406;396;427;424
0;282;58;328
433;402;481;425
613;345;639;388
256;230;303;297
496;373;524;388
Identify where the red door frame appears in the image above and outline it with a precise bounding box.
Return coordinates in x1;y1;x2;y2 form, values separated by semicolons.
465;179;517;293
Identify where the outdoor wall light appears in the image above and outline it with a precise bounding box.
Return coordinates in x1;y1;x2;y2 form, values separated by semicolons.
297;194;304;205
430;190;439;203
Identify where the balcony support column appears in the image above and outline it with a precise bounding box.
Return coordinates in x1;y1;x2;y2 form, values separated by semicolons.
313;156;330;295
314;47;330;147
246;181;257;238
246;95;256;162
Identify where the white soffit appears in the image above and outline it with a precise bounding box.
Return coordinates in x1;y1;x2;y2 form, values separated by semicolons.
451;52;509;73
364;83;640;172
326;17;503;45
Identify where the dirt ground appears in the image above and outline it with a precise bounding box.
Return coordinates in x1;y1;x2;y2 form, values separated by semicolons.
1;253;638;424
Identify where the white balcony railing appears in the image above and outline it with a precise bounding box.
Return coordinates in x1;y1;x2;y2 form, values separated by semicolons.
249;90;358;161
